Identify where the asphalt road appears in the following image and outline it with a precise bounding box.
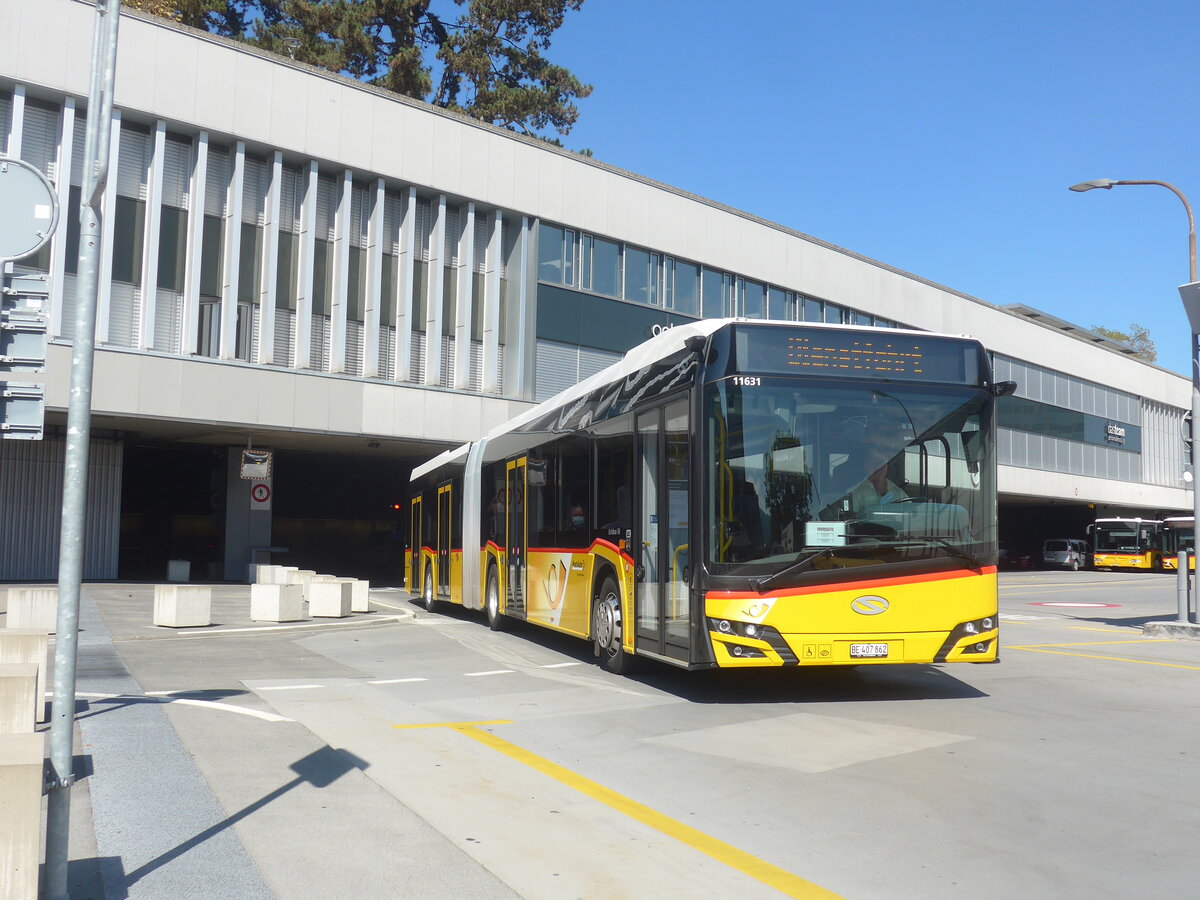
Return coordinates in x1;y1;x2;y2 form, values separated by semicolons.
18;569;1200;899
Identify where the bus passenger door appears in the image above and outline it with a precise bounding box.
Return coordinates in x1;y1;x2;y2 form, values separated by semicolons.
437;484;452;598
635;398;691;663
505;459;527;617
409;497;422;593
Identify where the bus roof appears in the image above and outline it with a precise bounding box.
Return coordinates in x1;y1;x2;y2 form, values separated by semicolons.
410;318;978;483
410;441;472;482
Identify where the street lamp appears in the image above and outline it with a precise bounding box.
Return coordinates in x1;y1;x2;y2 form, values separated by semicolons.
1071;178;1200;623
1068;179;1196;282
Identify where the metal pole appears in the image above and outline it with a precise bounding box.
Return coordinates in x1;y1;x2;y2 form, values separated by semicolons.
44;2;121;898
1178;549;1190;623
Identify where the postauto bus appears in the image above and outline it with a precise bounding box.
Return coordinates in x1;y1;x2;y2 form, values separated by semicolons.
1088;517;1163;571
1161;517;1195;571
407;319;1011;674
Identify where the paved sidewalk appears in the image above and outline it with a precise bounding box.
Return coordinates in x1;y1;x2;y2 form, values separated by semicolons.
3;582;514;899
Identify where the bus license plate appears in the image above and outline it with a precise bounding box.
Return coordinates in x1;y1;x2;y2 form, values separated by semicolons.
850;643;889;659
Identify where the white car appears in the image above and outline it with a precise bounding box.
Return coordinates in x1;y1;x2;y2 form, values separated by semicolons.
1042;538;1088;571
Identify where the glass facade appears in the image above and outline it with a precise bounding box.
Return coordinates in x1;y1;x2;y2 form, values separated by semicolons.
535;219;903;334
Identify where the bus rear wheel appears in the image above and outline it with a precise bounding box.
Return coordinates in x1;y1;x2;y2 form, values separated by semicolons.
422;563;442;614
485;566;507;631
593;575;635;675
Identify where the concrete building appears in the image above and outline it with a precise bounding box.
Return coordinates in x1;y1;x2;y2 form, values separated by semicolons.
1;0;1190;583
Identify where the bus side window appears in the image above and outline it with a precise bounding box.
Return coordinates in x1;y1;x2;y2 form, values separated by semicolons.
594;417;634;540
559;434;591;543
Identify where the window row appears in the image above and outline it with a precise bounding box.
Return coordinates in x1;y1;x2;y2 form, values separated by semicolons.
536;222;902;329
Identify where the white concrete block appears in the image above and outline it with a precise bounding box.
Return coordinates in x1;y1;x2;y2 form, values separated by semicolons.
0;632;49;725
335;578;371;613
250;584;307;623
252;564;286;585
273;566;299;585
153;585;212;628
286;569;317;587
167;559;191;582
0;731;44;900
4;589;57;633
0;665;37;735
310;574;339;583
308;582;352;618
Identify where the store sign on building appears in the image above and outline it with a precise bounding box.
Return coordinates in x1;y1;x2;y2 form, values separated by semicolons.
1106;423;1126;445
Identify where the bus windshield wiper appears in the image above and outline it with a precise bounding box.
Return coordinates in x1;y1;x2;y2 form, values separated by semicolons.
916;536;981;568
751;548;835;594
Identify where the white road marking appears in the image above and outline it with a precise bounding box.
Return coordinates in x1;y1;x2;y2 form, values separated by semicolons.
256;684;325;691
74;691;292;723
538;662;581;669
465;669;514;677
368;677;428;684
127;615;408;639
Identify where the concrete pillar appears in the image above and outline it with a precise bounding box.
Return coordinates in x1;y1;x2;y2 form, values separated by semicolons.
250;584;307;623
0;665;37;734
4;588;57;633
0;732;44;900
0;632;49;724
309;582;352;618
153;585;213;628
224;447;274;581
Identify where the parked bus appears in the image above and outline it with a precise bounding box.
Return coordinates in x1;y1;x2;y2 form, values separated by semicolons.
407;319;1010;673
1088;517;1163;571
1161;517;1194;571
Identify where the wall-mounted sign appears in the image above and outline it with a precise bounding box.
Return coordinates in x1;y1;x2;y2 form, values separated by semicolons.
1105;423;1126;445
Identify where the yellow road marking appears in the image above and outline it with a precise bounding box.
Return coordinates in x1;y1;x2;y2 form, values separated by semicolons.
1011;639;1169;648
1007;646;1200;670
395;721;841;899
393;720;510;729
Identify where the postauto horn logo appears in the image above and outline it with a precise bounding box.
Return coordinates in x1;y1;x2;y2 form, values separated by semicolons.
851;595;889;615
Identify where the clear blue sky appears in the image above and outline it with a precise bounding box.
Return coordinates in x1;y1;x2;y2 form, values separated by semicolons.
547;0;1200;376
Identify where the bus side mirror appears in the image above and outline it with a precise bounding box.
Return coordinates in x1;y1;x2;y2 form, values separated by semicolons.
991;381;1017;397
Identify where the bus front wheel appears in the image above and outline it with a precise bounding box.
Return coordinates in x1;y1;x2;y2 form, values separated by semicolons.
593;576;634;675
422;563;442;614
485;566;507;632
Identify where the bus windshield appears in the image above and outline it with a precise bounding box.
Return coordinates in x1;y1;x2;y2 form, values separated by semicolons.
1093;525;1153;552
704;378;995;577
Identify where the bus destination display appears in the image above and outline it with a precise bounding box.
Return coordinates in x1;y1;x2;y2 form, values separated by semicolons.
735;327;981;385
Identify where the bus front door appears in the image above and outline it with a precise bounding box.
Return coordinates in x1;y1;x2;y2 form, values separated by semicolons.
505;459;527;618
635;398;691;663
437;484;452;599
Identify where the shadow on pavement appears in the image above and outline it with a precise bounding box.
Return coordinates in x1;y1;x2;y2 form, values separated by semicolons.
416;601;989;704
119;745;368;890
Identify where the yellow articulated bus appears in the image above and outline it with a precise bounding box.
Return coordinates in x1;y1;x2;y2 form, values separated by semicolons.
1161;517;1195;571
407;318;1010;674
1088;517;1163;571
